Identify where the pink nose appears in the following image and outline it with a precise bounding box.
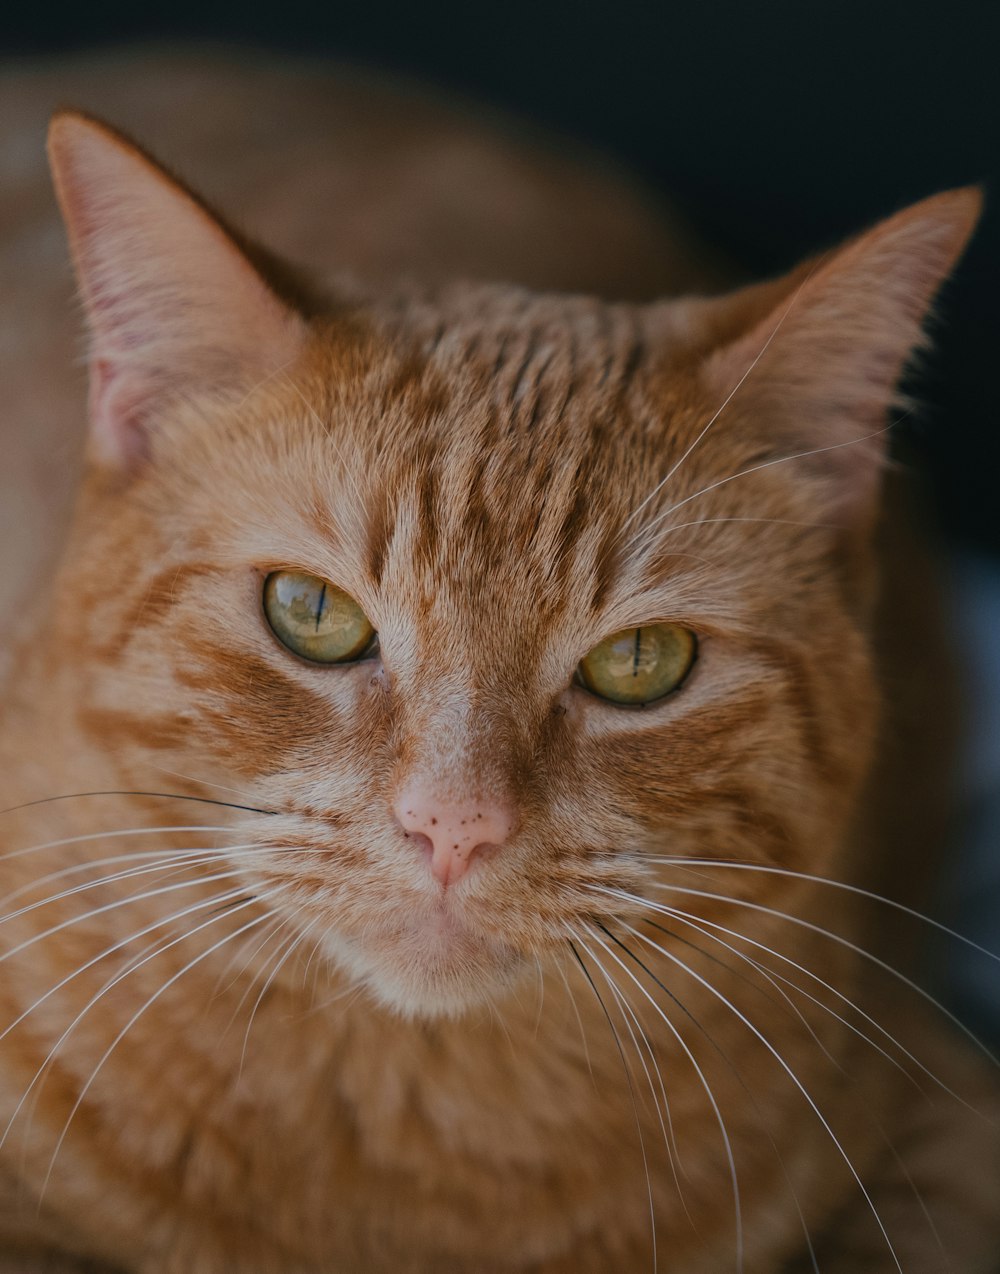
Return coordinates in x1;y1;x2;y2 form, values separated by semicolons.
394;785;517;887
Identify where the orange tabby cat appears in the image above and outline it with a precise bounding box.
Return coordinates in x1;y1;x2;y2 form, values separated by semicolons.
0;60;998;1274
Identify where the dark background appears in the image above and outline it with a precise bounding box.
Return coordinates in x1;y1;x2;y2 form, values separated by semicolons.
6;0;999;554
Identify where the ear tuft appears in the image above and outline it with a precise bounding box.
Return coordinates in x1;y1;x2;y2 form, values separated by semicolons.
48;111;308;471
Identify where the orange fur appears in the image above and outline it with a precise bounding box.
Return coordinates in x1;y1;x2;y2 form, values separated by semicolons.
0;53;998;1273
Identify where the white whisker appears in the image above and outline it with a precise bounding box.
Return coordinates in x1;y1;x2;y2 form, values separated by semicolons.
596;943;693;1223
598;917;823;1272
0;884;260;1062
238;915;323;1076
214;911;289;1003
644;856;1000;966
570;935;659;1274
0;857;271;975
150;765;268;806
619;920;902;1271
38;899;274;1200
0;844;258;925
633;903;843;1070
0;849;222;914
0;885;262;1152
581;924;744;1270
620;276;814;539
628;421;895;556
648;515;837;545
657;901;943;1095
532;956;546;1037
0;824;233;872
643;881;1000;1078
593;884;947;1094
554;957;595;1085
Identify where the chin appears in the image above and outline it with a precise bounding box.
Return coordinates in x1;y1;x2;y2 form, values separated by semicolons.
322;919;527;1020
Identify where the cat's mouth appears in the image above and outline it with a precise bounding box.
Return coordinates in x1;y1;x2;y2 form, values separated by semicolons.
319;896;527;1019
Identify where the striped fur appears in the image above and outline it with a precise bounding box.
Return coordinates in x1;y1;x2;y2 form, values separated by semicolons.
0;97;996;1273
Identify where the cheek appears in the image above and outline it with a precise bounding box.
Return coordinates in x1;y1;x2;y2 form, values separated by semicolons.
179;642;336;778
103;604;382;788
577;687;810;853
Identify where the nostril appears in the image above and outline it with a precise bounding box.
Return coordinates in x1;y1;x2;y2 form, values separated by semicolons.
400;828;434;861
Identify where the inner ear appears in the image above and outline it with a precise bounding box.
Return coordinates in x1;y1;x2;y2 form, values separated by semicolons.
88;358;153;470
47;110;309;473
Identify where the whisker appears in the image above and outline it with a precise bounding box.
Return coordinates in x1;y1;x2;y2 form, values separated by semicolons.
593;920;820;1273
0;884;260;1152
620;919;903;1271
643;881;1000;1077
643;895;939;1266
554;958;595;1085
235;919;297;1065
643;856;1000;967
0;823;234;871
568;937;658;1274
0;791;277;818
298;927;330;1001
648;515;838;545
303;981;364;1017
599;884;890;1072
150;766;269;806
14;921;194;1177
877;1114;951;1267
0;843;262;927
39;899;274;1202
0;846;230;915
0;859;271;975
620;275;814;538
626;420;897;556
0;882;258;1056
597;883;979;1108
593;940;693;1223
238;915;324;1076
485;1000;517;1061
582;923;744;1272
649;902;937;1094
209;893;263;917
624;907;825;1055
214;911;288;1003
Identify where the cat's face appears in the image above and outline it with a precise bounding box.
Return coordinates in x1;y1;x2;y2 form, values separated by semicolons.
58;294;876;1018
45;114;978;1017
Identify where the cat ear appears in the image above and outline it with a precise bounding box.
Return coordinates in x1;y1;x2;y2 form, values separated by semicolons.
702;188;982;517
47;111;308;471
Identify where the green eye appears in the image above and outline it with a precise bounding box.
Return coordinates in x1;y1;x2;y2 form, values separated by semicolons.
263;571;376;664
578;624;696;706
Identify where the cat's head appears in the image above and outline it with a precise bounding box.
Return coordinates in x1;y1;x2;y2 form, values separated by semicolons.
44;112;979;1017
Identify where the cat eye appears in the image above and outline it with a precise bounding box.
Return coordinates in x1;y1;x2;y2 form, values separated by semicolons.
263;571;377;664
578;624;696;706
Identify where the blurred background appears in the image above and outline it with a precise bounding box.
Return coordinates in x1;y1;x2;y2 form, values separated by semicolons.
3;0;999;1034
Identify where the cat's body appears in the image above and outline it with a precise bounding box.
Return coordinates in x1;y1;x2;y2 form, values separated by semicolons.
0;51;998;1273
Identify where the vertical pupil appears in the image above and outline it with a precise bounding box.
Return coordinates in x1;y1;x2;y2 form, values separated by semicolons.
315;583;327;633
632;627;642;677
